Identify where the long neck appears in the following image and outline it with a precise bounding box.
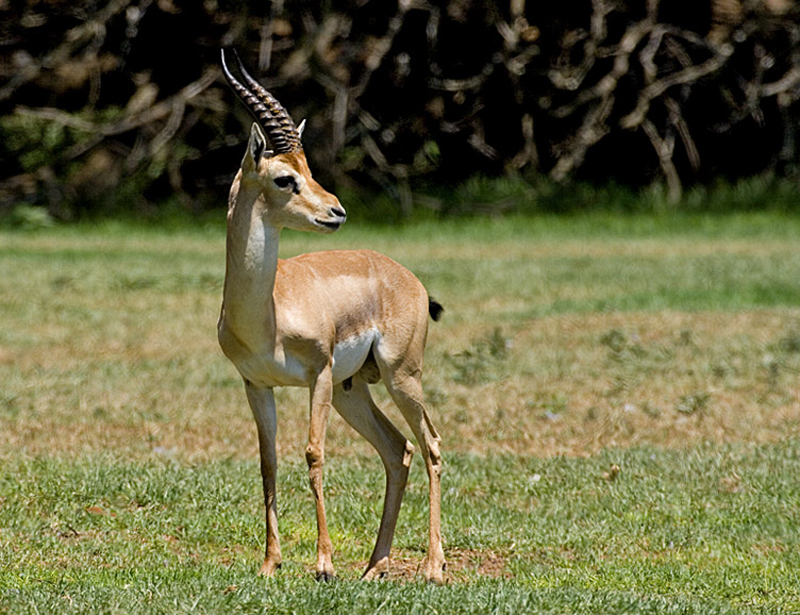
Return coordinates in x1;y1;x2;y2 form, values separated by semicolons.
221;176;281;350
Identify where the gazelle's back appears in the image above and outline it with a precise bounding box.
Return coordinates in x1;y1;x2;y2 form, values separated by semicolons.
275;249;430;333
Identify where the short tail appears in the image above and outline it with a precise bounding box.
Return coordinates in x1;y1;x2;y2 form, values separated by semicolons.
428;298;444;322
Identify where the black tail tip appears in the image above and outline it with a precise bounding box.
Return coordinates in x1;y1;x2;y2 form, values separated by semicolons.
429;298;444;322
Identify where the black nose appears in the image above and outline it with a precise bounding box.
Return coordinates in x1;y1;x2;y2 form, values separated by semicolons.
331;207;346;219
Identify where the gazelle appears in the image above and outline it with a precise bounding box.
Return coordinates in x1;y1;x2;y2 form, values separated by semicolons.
217;49;445;583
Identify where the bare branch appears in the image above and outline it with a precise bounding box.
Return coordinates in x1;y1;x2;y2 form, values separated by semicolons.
15;68;218;139
665;97;701;173
551;96;614;181
761;65;800;97
642;119;682;203
620;54;727;129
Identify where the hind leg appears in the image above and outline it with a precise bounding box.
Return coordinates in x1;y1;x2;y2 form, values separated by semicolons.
381;372;445;584
332;378;414;579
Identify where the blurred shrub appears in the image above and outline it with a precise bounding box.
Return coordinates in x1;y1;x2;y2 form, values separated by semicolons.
1;0;799;220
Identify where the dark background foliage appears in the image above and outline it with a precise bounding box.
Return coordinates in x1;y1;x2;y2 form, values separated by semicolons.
1;0;799;219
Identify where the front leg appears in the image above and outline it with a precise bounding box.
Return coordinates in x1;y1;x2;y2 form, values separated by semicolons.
306;365;336;581
245;383;282;576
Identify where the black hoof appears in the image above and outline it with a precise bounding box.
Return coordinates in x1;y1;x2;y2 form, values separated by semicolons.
315;571;337;583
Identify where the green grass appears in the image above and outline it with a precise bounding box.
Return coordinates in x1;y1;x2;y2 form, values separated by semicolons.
2;212;800;612
2;444;799;613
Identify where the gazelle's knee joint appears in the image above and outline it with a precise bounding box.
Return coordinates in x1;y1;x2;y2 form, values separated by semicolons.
402;440;415;468
305;443;324;469
429;439;441;465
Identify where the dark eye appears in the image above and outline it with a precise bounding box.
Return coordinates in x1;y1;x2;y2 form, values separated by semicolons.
273;176;297;190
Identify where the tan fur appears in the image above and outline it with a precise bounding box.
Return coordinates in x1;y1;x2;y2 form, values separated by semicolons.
217;125;445;583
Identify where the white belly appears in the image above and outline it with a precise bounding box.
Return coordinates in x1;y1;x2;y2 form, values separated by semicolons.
332;328;378;384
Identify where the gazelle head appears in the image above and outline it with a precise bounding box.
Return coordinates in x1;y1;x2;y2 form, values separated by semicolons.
221;49;346;233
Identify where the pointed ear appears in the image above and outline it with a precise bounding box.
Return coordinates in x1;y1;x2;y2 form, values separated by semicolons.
297;119;306;139
242;123;272;170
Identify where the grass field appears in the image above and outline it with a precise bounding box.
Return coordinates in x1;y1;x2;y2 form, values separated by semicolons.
1;212;800;613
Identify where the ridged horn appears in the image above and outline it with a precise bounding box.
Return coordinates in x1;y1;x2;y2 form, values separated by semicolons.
220;48;303;154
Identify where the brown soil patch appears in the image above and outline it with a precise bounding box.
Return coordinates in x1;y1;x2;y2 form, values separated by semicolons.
336;549;510;582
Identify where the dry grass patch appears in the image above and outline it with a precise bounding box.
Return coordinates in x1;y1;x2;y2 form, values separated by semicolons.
3;308;798;461
3;219;800;462
427;309;800;457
